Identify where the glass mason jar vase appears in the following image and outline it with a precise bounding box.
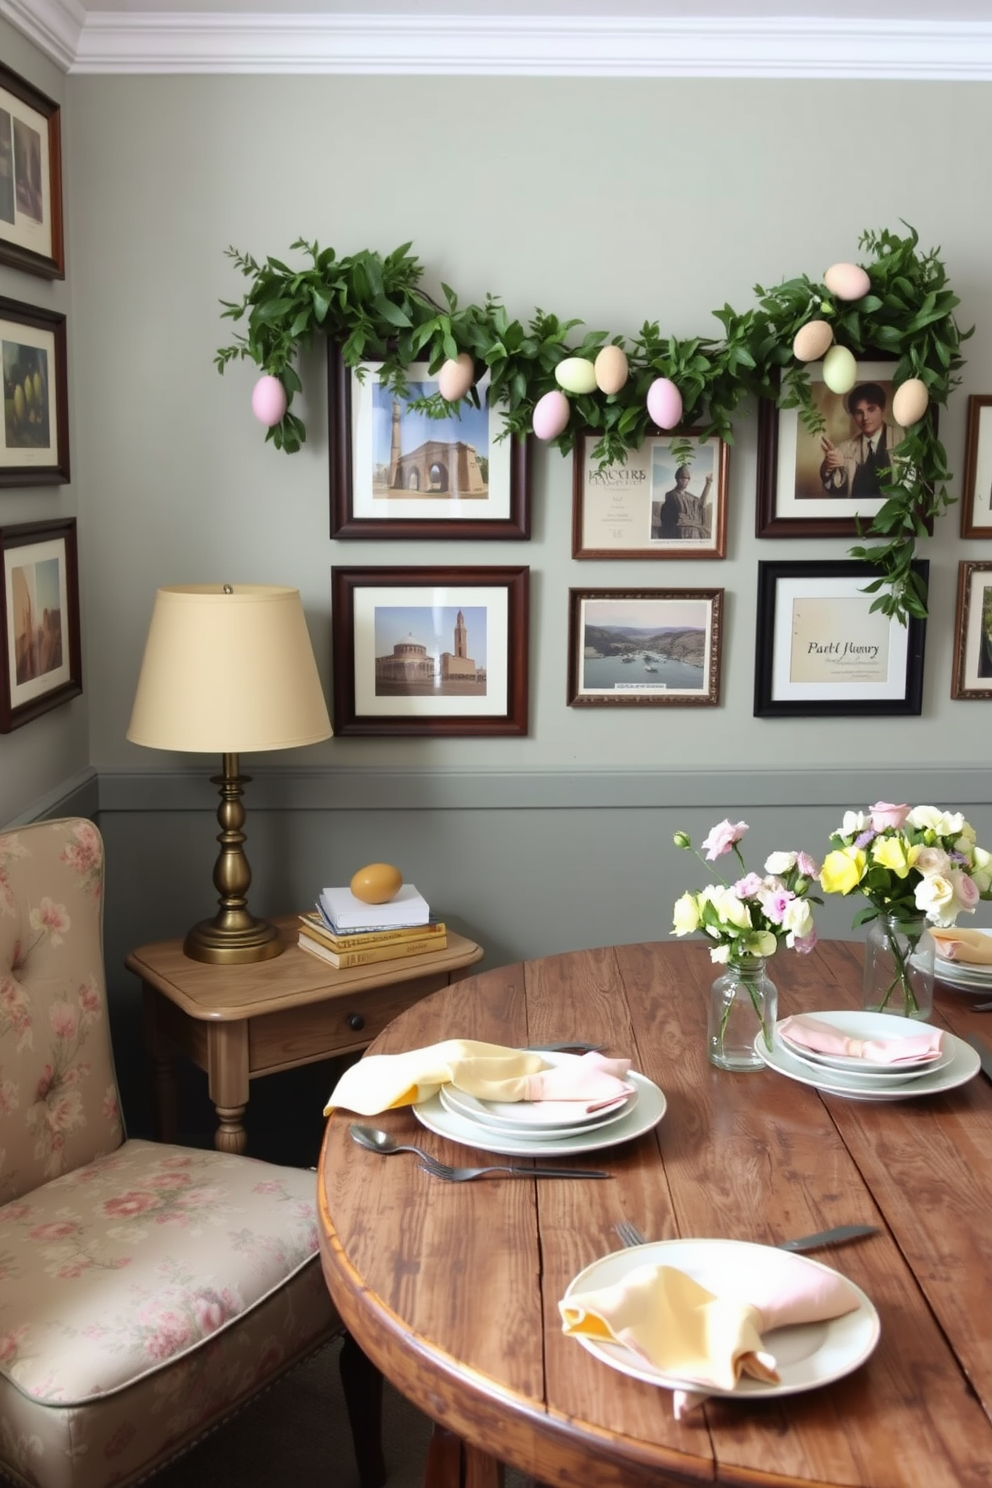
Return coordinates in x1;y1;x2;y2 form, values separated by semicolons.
862;913;934;1020
708;956;778;1071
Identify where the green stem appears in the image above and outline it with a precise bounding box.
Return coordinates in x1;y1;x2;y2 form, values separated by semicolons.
875;922;921;1014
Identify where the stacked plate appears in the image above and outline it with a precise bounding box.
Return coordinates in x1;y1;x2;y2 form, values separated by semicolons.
926;927;992;993
755;1010;980;1101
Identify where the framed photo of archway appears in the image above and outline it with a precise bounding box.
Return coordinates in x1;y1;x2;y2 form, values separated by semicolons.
328;344;531;540
0;62;64;280
0;518;81;732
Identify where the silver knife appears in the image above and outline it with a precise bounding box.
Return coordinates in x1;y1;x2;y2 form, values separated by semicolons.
776;1223;878;1252
965;1033;992;1081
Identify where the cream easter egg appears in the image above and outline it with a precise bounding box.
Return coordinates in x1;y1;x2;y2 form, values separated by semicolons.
437;353;474;402
646;377;683;430
554;357;598;395
892;378;929;428
350;863;403;905
792;319;834;363
532;389;570;441
823;262;871;301
822;344;857;395
594;345;629;395
251;374;287;426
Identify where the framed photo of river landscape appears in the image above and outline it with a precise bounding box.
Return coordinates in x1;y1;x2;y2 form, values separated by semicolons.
960;396;992;538
0;63;63;279
0;297;69;486
567;588;723;707
756;359;913;538
0;518;81;732
572;429;728;559
753;559;927;718
951;561;992;699
331;565;529;736
328;344;530;540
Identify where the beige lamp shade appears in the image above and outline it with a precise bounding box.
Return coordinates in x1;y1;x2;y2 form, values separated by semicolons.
127;584;332;753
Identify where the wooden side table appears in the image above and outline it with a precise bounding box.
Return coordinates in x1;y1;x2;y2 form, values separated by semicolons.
129;916;483;1154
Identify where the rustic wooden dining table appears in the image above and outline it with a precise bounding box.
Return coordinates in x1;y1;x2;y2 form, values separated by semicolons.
317;939;992;1488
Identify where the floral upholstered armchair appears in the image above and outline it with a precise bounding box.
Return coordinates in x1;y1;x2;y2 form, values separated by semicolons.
0;818;382;1488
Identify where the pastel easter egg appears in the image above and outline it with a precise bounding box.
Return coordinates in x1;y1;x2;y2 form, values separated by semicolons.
437;352;474;402
792;319;834;363
554;357;598;395
594;344;629;395
892;377;929;427
350;862;403;905
251;374;287;426
823;262;871;301
646;377;683;430
532;388;570;441
822;344;858;395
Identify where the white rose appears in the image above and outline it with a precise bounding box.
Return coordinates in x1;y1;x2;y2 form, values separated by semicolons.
914;873;956;920
710;887;752;931
906;805;941;832
710;943;731;964
672;892;700;935
782;899;814;938
914;846;950;877
764;851;797;875
840;811;869;836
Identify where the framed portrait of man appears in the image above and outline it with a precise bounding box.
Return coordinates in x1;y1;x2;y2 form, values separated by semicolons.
572;429;728;559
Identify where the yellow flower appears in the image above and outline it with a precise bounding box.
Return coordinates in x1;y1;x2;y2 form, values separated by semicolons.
871;835;913;877
672;892;700;935
820;847;867;895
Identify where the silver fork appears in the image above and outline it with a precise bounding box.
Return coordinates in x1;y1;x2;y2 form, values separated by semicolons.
615;1218;648;1247
419;1154;611;1182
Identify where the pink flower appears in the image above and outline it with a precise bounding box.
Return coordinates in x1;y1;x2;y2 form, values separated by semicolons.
29;1221;78;1241
792;929;819;955
103;1191;163;1218
701;820;748;861
30;897;71;944
194;1296;230;1335
869;802;911;831
732;873;764;898
796;851;819;878
950;870;980;914
50;1001;79;1040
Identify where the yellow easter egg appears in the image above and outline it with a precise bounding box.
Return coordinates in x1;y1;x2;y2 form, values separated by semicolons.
594;344;629;395
822;344;858;395
554;357;598;395
892;378;929;428
350;862;403;905
792;319;834;363
823;262;871;301
437;353;474;402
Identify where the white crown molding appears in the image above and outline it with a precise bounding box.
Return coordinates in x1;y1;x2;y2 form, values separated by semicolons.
4;5;992;79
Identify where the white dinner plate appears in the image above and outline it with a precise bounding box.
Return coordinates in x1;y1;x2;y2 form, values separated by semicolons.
757;1024;979;1100
416;1067;665;1156
923;927;992;991
562;1238;880;1399
778;1039;953;1087
439;1082;637;1139
778;1010;947;1073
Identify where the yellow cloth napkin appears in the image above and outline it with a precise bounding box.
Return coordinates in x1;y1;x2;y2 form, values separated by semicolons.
323;1039;550;1115
559;1251;860;1393
929;926;992;965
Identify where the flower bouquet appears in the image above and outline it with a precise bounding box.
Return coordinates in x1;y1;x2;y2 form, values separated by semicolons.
672;820;820;1070
819;802;992;1017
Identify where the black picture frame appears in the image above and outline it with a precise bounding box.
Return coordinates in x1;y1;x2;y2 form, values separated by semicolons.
0;295;70;487
0;518;81;732
0;62;64;280
754;559;927;718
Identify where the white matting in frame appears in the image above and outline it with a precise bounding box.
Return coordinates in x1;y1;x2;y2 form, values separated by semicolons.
352;584;509;717
573;431;726;559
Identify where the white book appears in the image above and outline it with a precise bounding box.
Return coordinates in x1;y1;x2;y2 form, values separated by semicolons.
319;882;431;930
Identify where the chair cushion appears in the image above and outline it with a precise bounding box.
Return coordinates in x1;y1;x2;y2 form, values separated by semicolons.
0;1139;325;1405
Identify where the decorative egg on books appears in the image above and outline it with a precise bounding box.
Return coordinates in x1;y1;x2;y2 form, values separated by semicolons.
554;357;598;395
792;319;834;363
437;353;475;402
823;262;871;302
532;389;571;441
350;863;403;904
594;344;629;395
251;374;287;426
892;377;929;428
822;344;858;395
646;377;682;430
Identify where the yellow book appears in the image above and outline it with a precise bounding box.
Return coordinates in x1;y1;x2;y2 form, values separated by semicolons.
298;912;446;951
298;931;447;970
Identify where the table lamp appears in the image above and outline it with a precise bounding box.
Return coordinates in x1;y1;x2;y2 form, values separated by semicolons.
127;584;332;965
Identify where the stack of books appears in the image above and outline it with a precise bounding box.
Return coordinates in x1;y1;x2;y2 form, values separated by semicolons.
298;882;445;969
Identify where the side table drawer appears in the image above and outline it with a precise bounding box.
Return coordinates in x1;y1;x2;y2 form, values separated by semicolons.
248;970;450;1075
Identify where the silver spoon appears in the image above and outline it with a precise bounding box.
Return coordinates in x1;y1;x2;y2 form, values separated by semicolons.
349;1124;434;1161
971;1000;992;1012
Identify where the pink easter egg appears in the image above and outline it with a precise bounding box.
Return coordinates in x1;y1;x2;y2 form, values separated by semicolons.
251;374;287;426
646;377;683;430
532;389;570;441
823;262;871;301
437;353;474;402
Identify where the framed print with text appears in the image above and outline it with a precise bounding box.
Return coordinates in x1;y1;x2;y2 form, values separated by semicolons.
0;62;64;279
952;561;992;700
0;296;69;486
1;518;81;732
572;429;728;559
567;587;723;707
328;344;530;540
960;396;992;538
756;360;921;538
331;565;528;736
754;559;927;718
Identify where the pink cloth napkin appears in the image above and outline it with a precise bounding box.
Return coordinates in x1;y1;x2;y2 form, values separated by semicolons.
779;1014;942;1065
517;1051;633;1107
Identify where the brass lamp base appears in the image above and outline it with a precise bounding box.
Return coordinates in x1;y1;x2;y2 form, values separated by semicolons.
183;913;284;965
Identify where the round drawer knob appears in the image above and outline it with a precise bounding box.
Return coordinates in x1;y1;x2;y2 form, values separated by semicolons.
347;1013;366;1032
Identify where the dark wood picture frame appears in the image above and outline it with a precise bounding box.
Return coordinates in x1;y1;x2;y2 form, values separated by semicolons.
567;587;723;707
571;428;728;559
331;565;529;736
328;343;531;540
0;517;81;732
0;62;64;280
951;560;992;700
960;396;992;539
754;559;927;718
755;358;931;538
0;295;69;486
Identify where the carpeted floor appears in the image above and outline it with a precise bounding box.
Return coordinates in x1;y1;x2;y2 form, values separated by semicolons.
151;1334;533;1488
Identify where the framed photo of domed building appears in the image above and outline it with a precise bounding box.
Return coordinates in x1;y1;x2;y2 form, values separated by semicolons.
331;565;529;736
328;345;531;540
